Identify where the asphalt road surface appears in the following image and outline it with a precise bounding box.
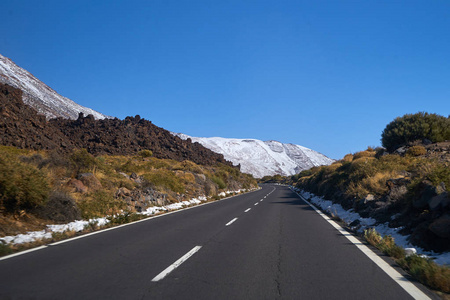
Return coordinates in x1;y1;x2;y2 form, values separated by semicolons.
0;185;437;299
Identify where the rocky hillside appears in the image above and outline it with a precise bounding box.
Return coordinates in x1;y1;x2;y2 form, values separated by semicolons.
0;83;232;167
0;53;107;120
294;143;450;253
174;134;334;178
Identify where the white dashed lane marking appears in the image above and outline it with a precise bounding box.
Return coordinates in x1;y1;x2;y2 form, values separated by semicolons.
225;218;238;226
151;246;202;282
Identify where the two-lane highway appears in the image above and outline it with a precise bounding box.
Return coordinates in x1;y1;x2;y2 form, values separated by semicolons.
0;185;436;299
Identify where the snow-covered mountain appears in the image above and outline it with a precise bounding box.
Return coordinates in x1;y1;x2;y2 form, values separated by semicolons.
0;53;107;120
0;53;332;177
174;133;334;178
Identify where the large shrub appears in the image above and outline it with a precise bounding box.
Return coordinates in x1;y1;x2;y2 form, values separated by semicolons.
381;112;450;152
0;156;50;212
70;149;97;173
143;169;185;194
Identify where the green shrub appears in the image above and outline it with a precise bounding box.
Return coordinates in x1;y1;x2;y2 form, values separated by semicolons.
137;150;153;158
365;228;450;293
143;169;185;194
364;229;406;259
0;243;13;256
427;163;450;192
118;159;141;173
108;212;145;225
381;112;450;152
70;149;97;173
377;235;406;259
364;228;382;246
0;156;50;212
212;176;226;189
399;255;450;293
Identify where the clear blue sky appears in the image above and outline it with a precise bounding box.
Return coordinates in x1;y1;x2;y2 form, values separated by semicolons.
2;0;450;159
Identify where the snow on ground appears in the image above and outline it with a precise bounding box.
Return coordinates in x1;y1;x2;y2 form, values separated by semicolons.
293;187;450;266
173;133;334;178
0;193;241;247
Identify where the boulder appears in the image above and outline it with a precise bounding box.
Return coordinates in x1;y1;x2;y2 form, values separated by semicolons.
394;146;408;155
364;194;375;202
65;178;88;194
115;187;169;212
413;181;440;209
35;190;81;222
130;172;143;184
405;248;417;256
428;192;449;210
429;215;450;239
115;187;131;198
77;173;102;191
386;177;410;202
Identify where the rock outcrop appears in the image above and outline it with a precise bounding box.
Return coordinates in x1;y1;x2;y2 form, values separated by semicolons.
0;83;233;167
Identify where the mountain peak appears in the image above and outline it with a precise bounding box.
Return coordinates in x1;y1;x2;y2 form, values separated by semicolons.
173;133;334;178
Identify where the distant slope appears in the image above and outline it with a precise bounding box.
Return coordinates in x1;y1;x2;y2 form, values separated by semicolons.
0;53;107;120
174;134;334;178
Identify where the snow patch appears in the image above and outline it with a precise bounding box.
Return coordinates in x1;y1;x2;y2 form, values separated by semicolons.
0;191;249;247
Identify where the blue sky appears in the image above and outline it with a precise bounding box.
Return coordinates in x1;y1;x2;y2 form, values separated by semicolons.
1;0;450;159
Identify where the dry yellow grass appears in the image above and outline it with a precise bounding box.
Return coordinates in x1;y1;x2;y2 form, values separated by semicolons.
353;150;376;160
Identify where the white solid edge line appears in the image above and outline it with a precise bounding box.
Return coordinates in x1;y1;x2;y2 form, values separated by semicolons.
48;190;261;246
244;208;251;213
1;188;263;260
151;246;202;282
293;190;431;300
0;245;48;261
225;218;238;226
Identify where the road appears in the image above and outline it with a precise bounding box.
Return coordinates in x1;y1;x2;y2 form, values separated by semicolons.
0;185;436;299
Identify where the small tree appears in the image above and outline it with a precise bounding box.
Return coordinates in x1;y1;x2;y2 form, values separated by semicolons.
381;112;450;152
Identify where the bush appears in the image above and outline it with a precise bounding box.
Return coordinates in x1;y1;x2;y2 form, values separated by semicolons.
143;169;185;194
364;228;382;246
366;228;450;293
108;212;145;225
70;149;97;173
407;145;427;156
34;190;81;222
137;150;153;158
212;176;227;189
381;112;450;152
78;190;125;219
0;156;50;212
427;163;450;192
399;255;450;293
353;150;375;160
364;229;405;259
0;243;13;256
342;154;354;162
